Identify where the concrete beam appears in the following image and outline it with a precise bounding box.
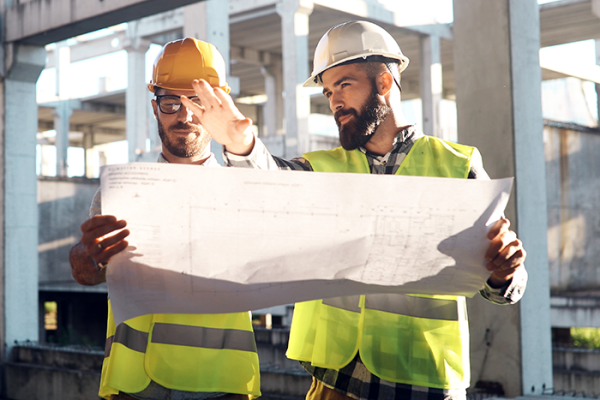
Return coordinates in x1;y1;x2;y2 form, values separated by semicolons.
5;0;206;46
311;0;451;38
37;120;124;139
41;99;125;115
231;46;272;66
551;296;600;328
313;0;393;25
540;54;600;84
230;5;278;24
409;24;453;41
45;31;128;68
47;34;279;71
134;8;185;39
229;0;278;15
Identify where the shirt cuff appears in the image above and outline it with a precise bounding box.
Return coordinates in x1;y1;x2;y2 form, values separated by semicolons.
480;266;528;305
223;135;280;170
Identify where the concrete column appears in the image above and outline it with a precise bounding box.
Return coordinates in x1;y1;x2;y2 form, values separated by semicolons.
125;23;151;162
55;40;70;98
277;0;313;158
420;35;443;139
272;58;286;136
4;43;46;359
595;39;600;126
184;0;237;164
82;127;95;178
261;66;277;137
146;89;160;157
52;100;72;176
453;0;551;396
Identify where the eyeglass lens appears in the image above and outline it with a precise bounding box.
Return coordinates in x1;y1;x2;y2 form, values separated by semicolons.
157;96;202;114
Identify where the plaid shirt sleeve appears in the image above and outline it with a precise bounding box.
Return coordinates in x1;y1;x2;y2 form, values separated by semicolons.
223;136;313;171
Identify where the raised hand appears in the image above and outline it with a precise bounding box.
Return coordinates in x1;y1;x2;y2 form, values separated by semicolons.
181;79;255;155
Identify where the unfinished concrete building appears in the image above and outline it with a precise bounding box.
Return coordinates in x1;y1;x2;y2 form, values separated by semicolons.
2;0;600;398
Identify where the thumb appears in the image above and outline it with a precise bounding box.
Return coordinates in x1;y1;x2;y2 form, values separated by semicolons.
234;118;253;133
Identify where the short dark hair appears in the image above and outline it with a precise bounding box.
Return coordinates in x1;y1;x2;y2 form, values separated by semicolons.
319;56;402;91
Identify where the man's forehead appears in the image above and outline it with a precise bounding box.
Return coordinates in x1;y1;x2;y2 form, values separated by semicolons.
321;63;367;85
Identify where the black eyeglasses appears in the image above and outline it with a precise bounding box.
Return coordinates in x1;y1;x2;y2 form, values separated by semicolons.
155;95;202;114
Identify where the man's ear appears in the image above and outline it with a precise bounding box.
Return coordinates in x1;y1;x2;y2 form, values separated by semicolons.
377;71;394;96
151;99;159;120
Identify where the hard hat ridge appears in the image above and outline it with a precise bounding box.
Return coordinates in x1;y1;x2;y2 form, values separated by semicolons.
148;37;230;93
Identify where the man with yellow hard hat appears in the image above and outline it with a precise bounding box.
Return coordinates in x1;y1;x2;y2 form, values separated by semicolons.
184;20;528;400
69;38;260;400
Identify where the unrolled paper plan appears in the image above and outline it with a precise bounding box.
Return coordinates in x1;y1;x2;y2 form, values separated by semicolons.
102;163;513;325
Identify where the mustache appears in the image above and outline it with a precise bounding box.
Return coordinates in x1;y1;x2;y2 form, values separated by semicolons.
169;121;202;133
334;108;358;125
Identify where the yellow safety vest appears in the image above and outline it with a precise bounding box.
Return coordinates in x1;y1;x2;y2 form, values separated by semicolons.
287;136;474;389
99;300;261;399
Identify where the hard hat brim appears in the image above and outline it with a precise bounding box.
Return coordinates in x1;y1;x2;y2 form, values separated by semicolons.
148;83;231;94
303;52;409;87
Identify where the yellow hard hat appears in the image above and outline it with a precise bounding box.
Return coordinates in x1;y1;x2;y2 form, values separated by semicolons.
148;38;230;93
304;20;409;87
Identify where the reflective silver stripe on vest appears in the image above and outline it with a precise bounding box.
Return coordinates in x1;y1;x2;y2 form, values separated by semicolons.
364;293;465;321
322;295;362;313
105;323;149;358
151;323;258;353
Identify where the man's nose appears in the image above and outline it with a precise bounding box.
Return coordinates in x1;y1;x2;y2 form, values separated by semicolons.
176;104;195;122
329;93;343;113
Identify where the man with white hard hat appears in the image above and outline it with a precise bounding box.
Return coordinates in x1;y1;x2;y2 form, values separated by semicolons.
185;20;528;400
69;38;260;400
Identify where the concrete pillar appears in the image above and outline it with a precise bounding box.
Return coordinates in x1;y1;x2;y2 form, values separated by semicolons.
55;40;70;98
82;127;95;178
261;66;277;137
595;39;600;126
184;0;238;164
273;58;286;136
125;23;151;162
146;89;160;157
420;35;443;139
277;0;313;158
4;43;46;359
453;0;551;396
52;100;72;176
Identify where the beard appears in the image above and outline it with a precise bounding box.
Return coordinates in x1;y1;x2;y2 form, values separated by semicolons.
157;119;212;158
335;88;391;151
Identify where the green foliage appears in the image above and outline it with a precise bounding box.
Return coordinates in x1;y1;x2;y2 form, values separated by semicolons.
44;301;57;313
571;327;600;349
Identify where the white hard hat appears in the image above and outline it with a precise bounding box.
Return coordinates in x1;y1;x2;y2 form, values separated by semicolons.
304;20;410;87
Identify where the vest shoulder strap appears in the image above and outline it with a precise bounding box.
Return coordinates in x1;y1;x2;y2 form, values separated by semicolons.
303;147;369;173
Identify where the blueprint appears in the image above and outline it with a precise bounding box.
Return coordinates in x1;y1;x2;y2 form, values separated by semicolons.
101;163;513;325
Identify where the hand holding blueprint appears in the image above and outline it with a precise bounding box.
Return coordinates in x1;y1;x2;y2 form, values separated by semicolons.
101;163;512;325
